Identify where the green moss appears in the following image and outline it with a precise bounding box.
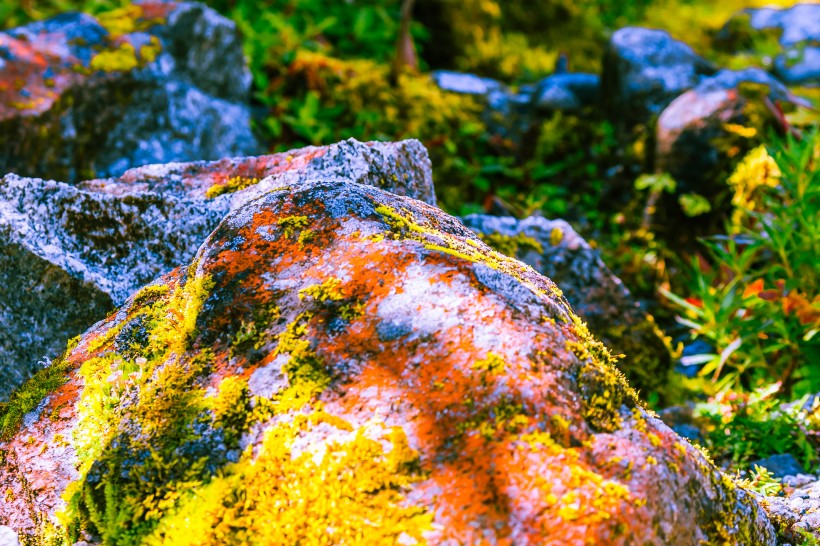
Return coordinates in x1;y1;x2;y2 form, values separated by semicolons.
0;350;73;441
570;315;640;433
455;395;528;442
273;312;332;407
131;283;170;307
56;269;219;546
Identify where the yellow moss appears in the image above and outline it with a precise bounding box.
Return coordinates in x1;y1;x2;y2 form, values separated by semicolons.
375;203;564;303
95;5;166;36
204;176;261;199
145;421;432;545
471;352;507;376
278;215;311;238
516;429;632;525
58;268;216;543
299;277;346;302
298;229;316;247
549;227;564;246
90;43;139;72
139;37;162;65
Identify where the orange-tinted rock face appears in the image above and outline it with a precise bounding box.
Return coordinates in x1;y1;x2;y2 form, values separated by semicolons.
0;181;774;545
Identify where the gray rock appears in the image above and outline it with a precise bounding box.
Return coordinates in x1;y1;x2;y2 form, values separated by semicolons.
783;474;816;489
720;4;820;85
751;453;806;479
533;73;600;112
0;138;434;401
602;27;716;126
774;47;820;86
764;476;820;542
460;214;673;396
0;1;260;183
656;68;807;193
431;70;504;95
745;4;820;47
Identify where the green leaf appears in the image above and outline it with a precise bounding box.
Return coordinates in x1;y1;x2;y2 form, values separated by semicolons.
634;173;676;193
679;193;712;217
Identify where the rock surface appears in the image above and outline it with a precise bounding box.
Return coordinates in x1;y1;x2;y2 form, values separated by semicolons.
751;453;806;479
0;179;776;545
0;138;434;401
602;27;715;126
532;73;600;113
764;476;820;543
461;214;672;396
0;527;19;546
656;68;806;193
0;1;259;183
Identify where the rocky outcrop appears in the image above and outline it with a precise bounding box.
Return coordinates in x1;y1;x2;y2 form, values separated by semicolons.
0;1;259;183
602;27;716;126
0;138;434;401
656;68;808;193
462;214;672;397
0;179;775;545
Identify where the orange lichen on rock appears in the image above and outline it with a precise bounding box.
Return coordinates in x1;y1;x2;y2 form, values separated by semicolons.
0;180;775;545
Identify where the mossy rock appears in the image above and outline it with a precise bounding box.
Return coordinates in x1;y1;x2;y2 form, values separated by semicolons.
0;1;257;183
0;179;775;544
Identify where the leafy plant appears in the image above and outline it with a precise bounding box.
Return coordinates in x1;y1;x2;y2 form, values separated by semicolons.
666;129;820;396
738;465;782;496
696;384;818;471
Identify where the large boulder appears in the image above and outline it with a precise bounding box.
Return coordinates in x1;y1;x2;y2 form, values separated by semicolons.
602;27;716;127
0;1;259;183
462;214;672;397
656;68;807;194
0;179;775;544
719;4;820;85
0;138;434;401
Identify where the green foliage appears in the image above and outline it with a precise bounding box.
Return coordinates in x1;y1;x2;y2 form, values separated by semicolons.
697;384;818;471
679;193;712;218
738;465;783;496
667;129;820;396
